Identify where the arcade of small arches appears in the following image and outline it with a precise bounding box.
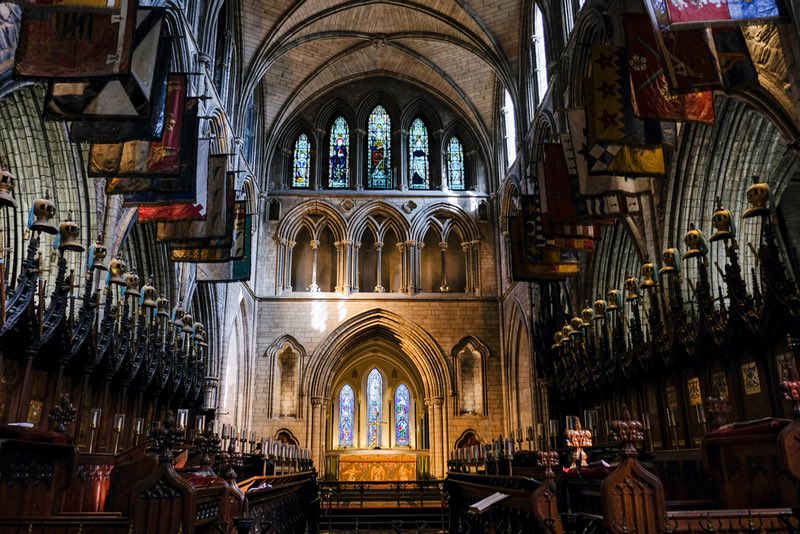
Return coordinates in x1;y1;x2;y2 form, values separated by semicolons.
272;200;483;295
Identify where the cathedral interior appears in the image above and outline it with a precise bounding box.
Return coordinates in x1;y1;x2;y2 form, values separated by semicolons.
0;0;800;532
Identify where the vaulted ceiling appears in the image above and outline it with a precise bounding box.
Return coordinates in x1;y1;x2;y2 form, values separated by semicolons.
237;0;527;150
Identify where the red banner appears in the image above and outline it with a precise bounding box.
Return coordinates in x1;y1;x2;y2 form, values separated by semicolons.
89;75;187;177
623;14;715;124
14;0;135;78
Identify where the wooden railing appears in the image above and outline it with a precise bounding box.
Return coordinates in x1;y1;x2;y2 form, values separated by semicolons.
319;479;447;532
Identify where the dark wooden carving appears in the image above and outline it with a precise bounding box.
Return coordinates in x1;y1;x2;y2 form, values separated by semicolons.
600;409;666;534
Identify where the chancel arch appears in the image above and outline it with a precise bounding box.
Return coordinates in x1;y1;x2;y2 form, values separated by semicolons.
304;308;451;476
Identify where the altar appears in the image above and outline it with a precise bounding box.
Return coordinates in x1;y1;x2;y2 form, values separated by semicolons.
327;450;428;481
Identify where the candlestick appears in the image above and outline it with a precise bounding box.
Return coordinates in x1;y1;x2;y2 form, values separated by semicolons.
134;417;144;446
176;409;188;430
88;408;101;453
112;413;125;454
196;415;206;434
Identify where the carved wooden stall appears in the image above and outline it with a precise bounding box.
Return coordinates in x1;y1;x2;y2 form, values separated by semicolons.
447;405;800;533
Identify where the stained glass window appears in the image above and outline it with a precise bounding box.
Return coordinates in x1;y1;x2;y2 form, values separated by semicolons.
292;133;311;188
339;384;354;448
447;137;465;190
395;384;410;447
408;118;429;189
367;105;391;189
367;368;383;447
329;116;349;188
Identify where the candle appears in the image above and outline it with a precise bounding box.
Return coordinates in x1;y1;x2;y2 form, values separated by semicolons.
113;413;125;433
566;416;575;431
280;444;287;460
134;417;144;435
196;415;206;433
696;404;707;424
177;409;189;430
250;430;256;443
527;426;534;441
89;408;102;429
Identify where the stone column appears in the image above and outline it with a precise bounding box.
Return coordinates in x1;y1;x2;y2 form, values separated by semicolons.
461;241;473;294
352;241;362;292
342;239;353;294
396;242;407;293
438;242;450;293
284;240;295;292
310;396;322;467
319;399;329;474
406;240;419;294
374;242;385;292
471;240;481;294
309;239;320;292
274;236;286;294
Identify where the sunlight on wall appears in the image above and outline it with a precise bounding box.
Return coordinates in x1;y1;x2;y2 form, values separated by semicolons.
311;299;329;332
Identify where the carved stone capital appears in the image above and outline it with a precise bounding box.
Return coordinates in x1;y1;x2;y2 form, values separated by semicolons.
310;239;320;250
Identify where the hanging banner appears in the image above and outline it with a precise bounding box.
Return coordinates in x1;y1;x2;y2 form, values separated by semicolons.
663;0;786;29
21;1;124;11
567;107;654;197
660;27;723;92
539;143;577;226
197;214;252;283
14;0;135;78
106;98;200;198
508;216;580;281
88;74;187;177
169;202;246;262
47;7;169;142
712;27;758;90
0;5;20;87
623;14;716;124
139;154;234;228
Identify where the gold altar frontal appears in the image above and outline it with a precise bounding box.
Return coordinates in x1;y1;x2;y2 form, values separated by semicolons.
334;450;419;481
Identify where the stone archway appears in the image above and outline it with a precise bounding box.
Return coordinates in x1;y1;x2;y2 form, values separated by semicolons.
303;308;452;477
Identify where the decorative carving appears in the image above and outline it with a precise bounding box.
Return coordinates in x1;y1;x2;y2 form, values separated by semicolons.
48;394;77;433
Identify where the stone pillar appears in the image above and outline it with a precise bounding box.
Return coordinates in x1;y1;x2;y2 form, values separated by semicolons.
284;240;295;292
406;240;419;294
274;236;286;294
309;239;320;292
342;239;353;294
471;240;481;294
319;399;329;474
352;241;361;292
426;397;446;478
438;242;449;293
461;241;473;294
396;242;407;293
374;242;384;292
310;397;322;467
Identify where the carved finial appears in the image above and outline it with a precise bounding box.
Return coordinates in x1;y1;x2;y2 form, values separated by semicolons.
610;406;644;457
147;412;185;460
537;450;559;478
48;394;77;433
566;417;592;468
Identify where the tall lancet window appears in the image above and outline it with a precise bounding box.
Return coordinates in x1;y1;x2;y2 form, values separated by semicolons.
329;116;349;188
292;133;311;188
339;384;355;448
533;4;548;104
367;368;383;447
367;105;391;189
408;118;429;189
447;136;465;190
395;384;410;447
